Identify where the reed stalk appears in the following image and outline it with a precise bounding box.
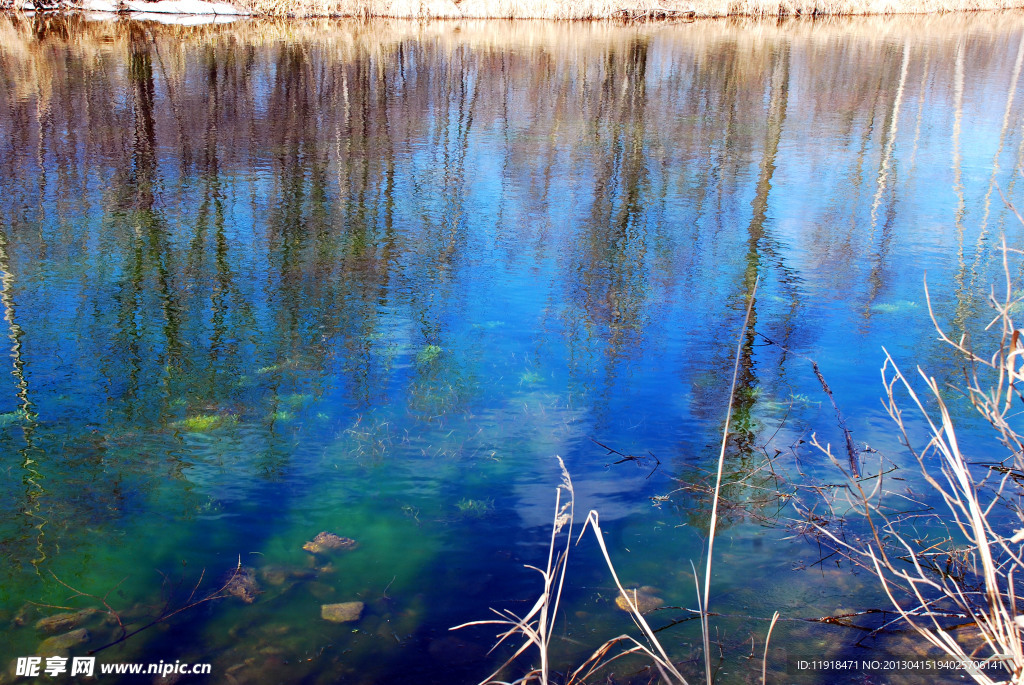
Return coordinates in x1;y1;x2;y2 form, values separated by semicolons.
701;276;758;684
16;0;1020;20
808;239;1024;684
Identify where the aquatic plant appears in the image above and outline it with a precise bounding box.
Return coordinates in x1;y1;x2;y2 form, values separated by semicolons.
0;407;28;427
519;370;544;385
175;413;237;432
871;300;918;314
455;498;495;518
416;344;443;365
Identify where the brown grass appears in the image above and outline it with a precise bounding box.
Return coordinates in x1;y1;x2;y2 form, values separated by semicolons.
234;0;1024;19
4;0;1023;19
232;0;1024;19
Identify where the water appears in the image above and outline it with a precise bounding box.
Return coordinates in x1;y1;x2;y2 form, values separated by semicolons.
0;12;1023;684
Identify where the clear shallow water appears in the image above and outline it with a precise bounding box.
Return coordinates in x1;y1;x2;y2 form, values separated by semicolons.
0;12;1023;684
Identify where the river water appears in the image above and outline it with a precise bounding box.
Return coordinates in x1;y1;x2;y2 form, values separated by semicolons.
0;12;1023;684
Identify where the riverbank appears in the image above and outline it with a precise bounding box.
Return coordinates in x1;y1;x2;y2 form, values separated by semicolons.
4;0;1024;19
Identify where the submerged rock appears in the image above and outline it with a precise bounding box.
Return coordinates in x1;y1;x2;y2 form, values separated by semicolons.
224;567;261;604
35;608;98;635
37;628;89;655
302;532;358;555
259;567;288;587
12;603;38;628
305;582;336;600
615;588;664;615
321;602;364;623
259;565;316;586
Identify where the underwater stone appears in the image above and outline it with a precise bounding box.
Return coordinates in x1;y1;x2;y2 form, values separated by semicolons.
259;567;288;586
321;602;364;623
259;565;317;586
615;589;664;615
305;582;336;600
302;531;358;555
12;603;39;628
35;608;98;634
224;567;261;603
37;628;89;654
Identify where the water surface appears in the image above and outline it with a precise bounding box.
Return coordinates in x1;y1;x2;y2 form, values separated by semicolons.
1;13;1023;684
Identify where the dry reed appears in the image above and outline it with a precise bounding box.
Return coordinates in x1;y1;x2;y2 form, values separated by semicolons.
167;0;1024;20
6;0;1024;19
451;456;576;685
807;240;1024;683
700;276;757;684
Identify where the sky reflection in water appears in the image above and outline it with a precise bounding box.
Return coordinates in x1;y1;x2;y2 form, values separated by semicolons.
0;13;1023;683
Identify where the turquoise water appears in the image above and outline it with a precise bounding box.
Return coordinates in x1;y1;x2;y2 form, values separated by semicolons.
0;13;1023;683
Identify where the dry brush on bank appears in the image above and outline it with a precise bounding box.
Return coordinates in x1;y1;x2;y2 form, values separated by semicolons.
4;0;1024;20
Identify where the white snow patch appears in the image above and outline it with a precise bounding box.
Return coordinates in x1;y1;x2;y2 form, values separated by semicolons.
82;0;119;11
131;10;239;21
124;0;247;14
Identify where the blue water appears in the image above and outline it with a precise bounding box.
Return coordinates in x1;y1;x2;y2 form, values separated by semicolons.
0;13;1022;684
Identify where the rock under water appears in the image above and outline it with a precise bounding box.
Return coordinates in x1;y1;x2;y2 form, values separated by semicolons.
223;567;261;604
34;608;98;635
36;628;90;655
321;602;364;623
302;532;358;555
614;588;664;615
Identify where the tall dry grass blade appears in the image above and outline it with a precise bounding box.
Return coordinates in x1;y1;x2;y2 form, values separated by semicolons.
451;456;574;685
762;610;780;685
702;275;759;685
577;510;689;683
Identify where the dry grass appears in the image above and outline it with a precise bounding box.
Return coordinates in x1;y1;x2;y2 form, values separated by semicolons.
451;458;575;685
806;239;1024;682
230;0;1024;19
3;12;1021;67
5;0;1024;19
452;458;692;685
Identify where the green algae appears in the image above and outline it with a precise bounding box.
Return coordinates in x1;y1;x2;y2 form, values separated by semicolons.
175;414;238;432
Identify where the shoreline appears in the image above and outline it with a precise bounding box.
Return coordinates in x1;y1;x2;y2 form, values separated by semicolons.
4;0;1024;19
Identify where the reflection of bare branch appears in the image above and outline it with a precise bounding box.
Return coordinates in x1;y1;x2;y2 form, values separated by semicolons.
756;331;861;476
589;437;661;478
